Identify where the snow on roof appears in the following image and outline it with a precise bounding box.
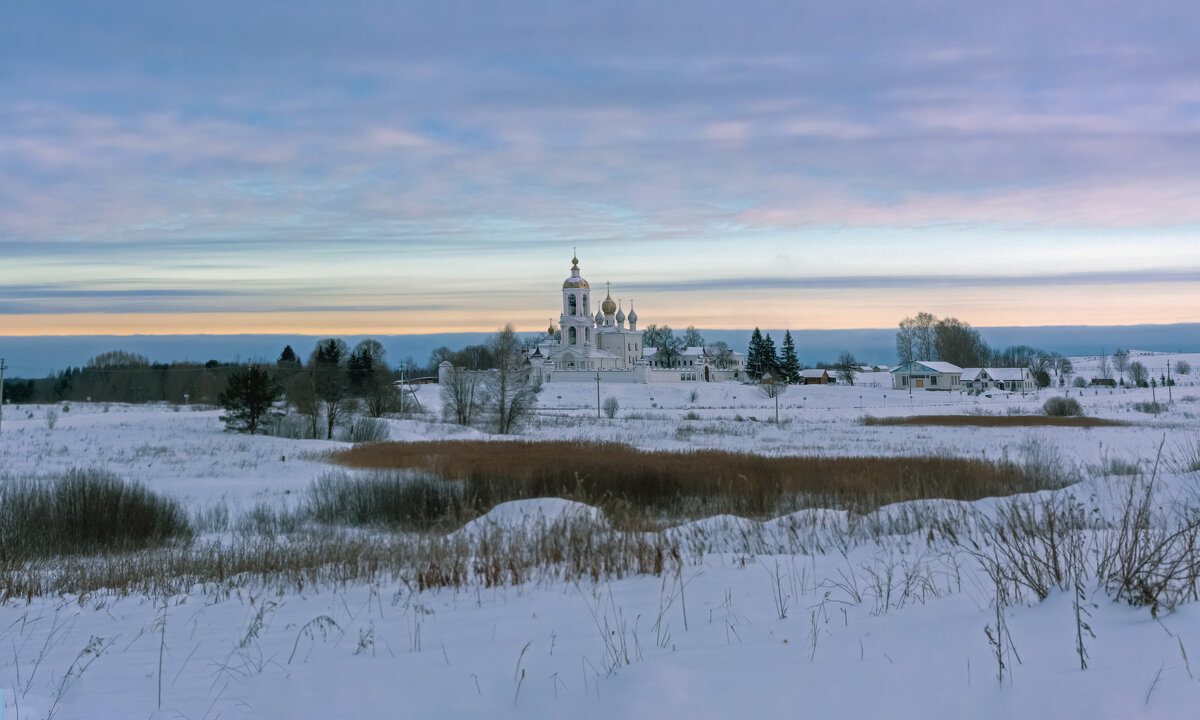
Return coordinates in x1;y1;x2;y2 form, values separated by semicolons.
986;367;1031;381
960;368;982;381
891;361;963;374
800;369;829;378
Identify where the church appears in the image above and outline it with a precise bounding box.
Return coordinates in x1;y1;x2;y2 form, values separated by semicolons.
527;255;745;384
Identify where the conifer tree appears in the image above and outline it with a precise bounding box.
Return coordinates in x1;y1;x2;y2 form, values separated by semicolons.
761;333;779;379
780;330;801;384
747;328;765;379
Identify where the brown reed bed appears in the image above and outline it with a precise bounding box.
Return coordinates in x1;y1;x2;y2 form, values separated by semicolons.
861;415;1129;428
327;440;1064;524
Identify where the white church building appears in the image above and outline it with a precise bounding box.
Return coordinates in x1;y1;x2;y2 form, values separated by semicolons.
525;255;745;384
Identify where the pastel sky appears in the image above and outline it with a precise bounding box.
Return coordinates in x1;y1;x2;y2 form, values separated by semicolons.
2;1;1199;336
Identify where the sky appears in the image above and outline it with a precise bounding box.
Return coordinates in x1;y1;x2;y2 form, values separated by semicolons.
2;1;1199;338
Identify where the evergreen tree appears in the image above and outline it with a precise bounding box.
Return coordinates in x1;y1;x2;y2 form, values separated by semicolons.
780;330;801;384
761;333;779;379
277;345;298;366
747;328;765;378
219;365;282;434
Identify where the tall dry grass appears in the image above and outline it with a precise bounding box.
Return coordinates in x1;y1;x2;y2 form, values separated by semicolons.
328;440;1061;523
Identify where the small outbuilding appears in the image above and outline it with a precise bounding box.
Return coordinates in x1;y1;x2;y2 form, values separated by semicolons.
890;361;963;391
799;369;830;385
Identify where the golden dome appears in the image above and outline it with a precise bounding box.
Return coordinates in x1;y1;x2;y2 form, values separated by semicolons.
563;254;589;289
601;286;617;315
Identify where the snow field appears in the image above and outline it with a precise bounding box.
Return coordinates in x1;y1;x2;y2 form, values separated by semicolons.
0;350;1197;718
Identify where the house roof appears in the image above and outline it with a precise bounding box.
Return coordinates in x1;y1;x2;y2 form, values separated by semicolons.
890;361;963;374
986;368;1031;381
800;369;829;378
960;368;983;381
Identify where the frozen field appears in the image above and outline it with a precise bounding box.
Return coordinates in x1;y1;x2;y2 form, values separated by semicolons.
0;351;1197;718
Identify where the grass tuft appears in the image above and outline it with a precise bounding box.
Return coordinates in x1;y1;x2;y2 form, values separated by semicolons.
0;469;192;561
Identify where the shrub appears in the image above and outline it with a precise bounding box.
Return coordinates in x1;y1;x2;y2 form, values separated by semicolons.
308;471;463;530
602;396;620;419
0;469;191;560
1133;402;1166;415
1043;396;1083;417
338;417;391;443
1072;377;1088;388
682;411;702;421
262;413;317;440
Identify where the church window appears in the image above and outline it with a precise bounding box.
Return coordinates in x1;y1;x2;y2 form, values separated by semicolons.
569;327;577;344
582;296;588;314
568;295;577;315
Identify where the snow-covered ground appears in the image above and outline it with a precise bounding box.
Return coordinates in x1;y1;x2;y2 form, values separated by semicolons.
0;351;1198;718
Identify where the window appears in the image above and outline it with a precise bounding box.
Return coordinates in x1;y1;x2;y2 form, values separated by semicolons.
569;327;577;344
568;295;577;315
582;296;588;314
930;376;938;386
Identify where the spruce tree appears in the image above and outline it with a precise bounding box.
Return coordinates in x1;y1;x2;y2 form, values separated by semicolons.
747;328;765;378
780;330;801;384
219;365;283;434
761;333;779;379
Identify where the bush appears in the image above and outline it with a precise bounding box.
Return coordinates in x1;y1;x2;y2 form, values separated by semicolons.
1072;376;1088;388
0;469;191;560
602;396;620;419
262;413;317;439
308;471;463;530
338;417;390;443
1043;396;1083;417
1133;402;1165;415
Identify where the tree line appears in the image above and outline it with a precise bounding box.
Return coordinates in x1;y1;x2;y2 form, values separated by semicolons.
895;311;1076;387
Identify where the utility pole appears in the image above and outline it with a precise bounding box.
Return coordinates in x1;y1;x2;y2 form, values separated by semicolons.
0;357;6;435
595;372;601;418
1167;362;1173;403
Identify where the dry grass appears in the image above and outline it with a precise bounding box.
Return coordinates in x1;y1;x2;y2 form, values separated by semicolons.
328;440;1060;523
0;518;680;599
861;415;1128;428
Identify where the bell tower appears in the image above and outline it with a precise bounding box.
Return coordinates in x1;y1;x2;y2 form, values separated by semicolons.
560;253;593;347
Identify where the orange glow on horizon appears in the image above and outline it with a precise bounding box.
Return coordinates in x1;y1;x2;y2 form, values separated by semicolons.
2;280;1198;337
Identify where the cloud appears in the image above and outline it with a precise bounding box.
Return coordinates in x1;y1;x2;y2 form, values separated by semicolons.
1;1;1199;331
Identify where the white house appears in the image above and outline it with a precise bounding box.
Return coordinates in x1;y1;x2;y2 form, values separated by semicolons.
962;367;1037;392
890;361;963;390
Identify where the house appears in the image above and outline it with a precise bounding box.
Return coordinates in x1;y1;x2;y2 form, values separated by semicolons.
799;369;830;385
890;361;963;391
961;368;1038;392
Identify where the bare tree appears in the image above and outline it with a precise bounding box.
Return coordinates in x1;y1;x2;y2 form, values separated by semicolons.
835;351;858;386
1128;361;1149;386
705;341;735;369
759;370;787;423
487;324;538;434
440;365;482;426
1097;350;1113;380
1174;360;1191;376
1112;349;1130;381
286;369;321;439
310;338;350;439
602;396;619;419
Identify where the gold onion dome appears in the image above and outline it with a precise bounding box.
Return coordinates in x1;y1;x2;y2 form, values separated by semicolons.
601;282;617;315
563;254;589;289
